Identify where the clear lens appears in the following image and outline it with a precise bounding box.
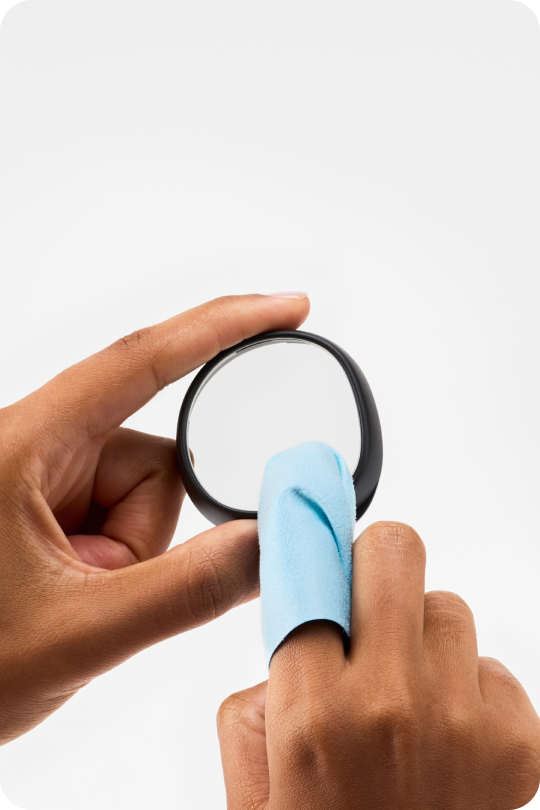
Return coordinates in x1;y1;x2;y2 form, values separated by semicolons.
187;340;361;512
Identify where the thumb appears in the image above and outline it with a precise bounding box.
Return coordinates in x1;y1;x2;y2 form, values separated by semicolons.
217;681;270;810
50;520;260;682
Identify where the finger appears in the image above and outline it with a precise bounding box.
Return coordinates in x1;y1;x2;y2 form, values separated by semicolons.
41;519;260;682
264;621;345;796
270;620;346;683
23;294;310;444
423;591;479;696
265;621;345;739
478;658;540;808
349;522;426;662
63;428;184;568
478;657;538;713
217;681;270;810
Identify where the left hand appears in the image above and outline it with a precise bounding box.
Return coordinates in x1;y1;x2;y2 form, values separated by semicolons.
0;293;309;743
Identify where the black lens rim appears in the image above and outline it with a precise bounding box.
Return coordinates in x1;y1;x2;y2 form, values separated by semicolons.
176;330;383;525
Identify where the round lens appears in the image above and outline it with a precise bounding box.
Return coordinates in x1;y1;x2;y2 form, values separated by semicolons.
186;339;361;512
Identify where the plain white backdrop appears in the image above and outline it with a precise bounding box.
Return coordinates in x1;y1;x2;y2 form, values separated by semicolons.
0;0;539;807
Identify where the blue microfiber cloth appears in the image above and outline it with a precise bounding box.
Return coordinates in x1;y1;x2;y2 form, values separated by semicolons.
258;441;356;665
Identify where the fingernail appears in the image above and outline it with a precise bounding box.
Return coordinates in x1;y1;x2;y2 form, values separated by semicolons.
266;291;308;299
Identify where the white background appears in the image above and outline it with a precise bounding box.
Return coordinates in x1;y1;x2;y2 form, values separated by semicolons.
0;0;539;807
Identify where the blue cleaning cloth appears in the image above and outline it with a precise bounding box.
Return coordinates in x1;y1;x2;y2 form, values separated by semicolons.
258;441;356;664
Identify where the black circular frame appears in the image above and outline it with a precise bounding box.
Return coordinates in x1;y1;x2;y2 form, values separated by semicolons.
176;330;383;525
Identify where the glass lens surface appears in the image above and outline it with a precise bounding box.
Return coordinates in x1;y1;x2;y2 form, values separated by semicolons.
187;340;361;512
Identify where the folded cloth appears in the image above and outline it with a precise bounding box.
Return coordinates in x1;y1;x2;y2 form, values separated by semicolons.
258;441;356;665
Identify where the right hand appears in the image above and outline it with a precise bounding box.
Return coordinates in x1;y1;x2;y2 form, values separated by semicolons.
218;521;540;809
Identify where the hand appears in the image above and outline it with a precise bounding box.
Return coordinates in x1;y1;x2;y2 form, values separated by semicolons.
0;293;309;744
218;521;540;809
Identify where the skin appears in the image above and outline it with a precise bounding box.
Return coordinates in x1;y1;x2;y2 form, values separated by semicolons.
218;522;540;810
4;291;538;806
0;293;310;744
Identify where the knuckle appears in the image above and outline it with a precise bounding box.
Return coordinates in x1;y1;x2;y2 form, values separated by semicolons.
496;732;540;807
350;690;421;766
300;693;336;740
279;728;317;774
434;704;479;749
476;666;540;806
0;405;16;451
216;690;259;736
211;294;239;310
271;675;342;758
358;521;426;563
0;404;42;492
478;657;523;693
112;327;163;389
508;734;540;775
424;590;474;628
216;694;242;739
147;438;180;479
0;403;22;443
116;327;153;354
216;694;237;731
365;692;417;740
279;699;334;771
185;546;229;625
338;668;416;734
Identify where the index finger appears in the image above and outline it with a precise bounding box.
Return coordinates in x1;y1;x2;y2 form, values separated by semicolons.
349;521;426;663
22;293;310;439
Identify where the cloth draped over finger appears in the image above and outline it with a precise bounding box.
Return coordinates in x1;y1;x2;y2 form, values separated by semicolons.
258;441;356;664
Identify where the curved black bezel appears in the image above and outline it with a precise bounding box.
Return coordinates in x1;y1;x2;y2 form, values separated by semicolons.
176;330;383;525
